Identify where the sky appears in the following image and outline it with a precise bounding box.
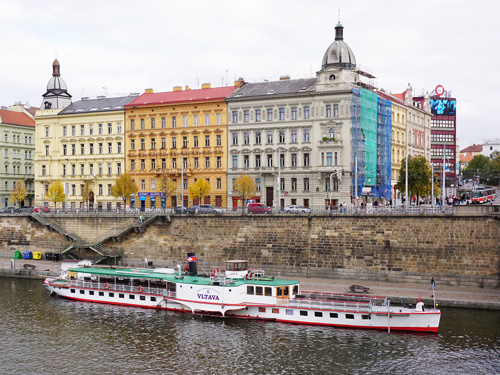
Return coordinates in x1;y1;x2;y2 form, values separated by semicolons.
1;0;499;148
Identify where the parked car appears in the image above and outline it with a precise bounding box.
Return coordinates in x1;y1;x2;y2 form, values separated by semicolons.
198;204;222;214
247;203;272;214
187;205;200;214
32;206;50;213
174;206;188;214
284;205;312;214
0;206;21;213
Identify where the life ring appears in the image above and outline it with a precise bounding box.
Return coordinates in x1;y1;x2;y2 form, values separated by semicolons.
137;286;143;293
104;283;110;289
435;85;445;96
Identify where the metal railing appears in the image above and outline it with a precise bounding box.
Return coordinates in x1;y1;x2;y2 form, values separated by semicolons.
70;279;176;298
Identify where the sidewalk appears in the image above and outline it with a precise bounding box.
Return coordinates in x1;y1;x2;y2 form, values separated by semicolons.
1;257;498;310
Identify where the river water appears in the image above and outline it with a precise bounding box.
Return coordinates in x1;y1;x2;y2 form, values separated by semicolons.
0;278;498;375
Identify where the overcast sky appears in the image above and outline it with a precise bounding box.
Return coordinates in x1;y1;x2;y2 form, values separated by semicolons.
1;0;498;148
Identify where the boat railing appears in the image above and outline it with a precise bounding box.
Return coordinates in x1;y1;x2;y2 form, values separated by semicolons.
248;268;265;277
300;290;387;302
68;279;176;298
210;271;233;286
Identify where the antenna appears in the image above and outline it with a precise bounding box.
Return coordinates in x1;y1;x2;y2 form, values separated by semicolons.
103;86;108;96
338;7;340;22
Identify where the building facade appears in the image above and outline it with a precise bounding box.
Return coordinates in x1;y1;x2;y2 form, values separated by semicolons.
482;138;500;159
459;144;482;170
0;108;36;207
124;85;237;210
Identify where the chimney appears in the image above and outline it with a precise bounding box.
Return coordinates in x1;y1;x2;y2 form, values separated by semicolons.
234;77;245;87
145;88;154;94
279;75;290;80
187;252;197;276
185;85;191;91
173;86;182;91
201;83;211;89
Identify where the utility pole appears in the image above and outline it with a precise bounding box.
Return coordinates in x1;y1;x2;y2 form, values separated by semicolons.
354;156;358;211
442;144;446;209
64;158;68;212
277;147;281;211
431;163;434;207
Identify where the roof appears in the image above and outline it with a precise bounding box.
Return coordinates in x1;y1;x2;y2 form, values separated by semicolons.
392;92;405;101
59;94;139;115
460;144;483;153
126;86;239;107
376;90;404;105
227;78;317;100
0;109;35;127
69;266;298;287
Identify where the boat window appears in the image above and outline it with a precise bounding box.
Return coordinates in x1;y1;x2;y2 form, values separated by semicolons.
140;296;146;301
109;292;114;297
265;287;272;296
259;307;266;313
80;290;85;294
255;286;263;296
293;285;299;295
362;315;371;320
300;310;308;316
99;292;104;296
315;312;323;317
277;288;283;297
330;313;338;318
151;297;157;302
247;286;254;295
346;314;354;319
283;286;289;296
70;289;75;294
129;295;135;300
286;309;293;316
89;291;94;296
272;308;279;314
119;293;124;299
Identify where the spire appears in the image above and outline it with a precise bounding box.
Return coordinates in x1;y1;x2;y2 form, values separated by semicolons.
52;58;60;77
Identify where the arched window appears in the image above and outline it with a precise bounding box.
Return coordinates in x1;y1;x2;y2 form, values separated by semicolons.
329;128;335;139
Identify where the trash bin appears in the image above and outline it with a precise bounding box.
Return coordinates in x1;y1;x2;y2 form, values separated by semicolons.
52;253;61;261
33;252;42;260
45;252;53;261
23;251;33;259
14;250;22;259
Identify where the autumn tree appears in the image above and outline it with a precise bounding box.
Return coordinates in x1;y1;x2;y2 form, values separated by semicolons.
396;156;432;203
81;180;94;209
233;174;256;212
111;173;138;210
10;180;27;208
46;180;65;210
188;177;211;204
158;175;176;212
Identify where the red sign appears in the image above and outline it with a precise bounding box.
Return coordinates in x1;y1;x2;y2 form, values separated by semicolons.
187;256;197;262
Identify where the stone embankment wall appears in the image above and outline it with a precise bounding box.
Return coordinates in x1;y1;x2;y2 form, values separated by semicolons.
0;215;498;288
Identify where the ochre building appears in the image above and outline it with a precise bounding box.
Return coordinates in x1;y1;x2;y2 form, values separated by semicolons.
124;84;238;210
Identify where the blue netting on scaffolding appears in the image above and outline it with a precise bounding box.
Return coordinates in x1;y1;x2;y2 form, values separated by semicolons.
361;89;378;187
351;88;364;196
373;96;392;200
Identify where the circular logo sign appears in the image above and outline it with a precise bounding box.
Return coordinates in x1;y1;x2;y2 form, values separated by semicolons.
435;85;445;96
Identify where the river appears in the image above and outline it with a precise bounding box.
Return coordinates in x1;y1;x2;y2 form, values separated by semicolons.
0;278;498;375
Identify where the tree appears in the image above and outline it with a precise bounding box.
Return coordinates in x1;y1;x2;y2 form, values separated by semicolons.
188;177;211;204
158;175;176;212
111;173;138;210
464;155;496;184
396;156;432;203
81;180;93;209
233;174;256;212
46;180;65;209
10;180;27;208
489;150;500;161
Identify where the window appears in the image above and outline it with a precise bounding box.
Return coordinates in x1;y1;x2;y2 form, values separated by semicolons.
44;145;49;156
291;153;297;167
161;137;166;149
315;311;323;317
183;178;187;190
291;107;297;120
267;108;273;121
280;153;285;167
194;136;199;147
216;113;221;125
255;154;261;168
232;155;238;168
161;158;166;169
89;164;94;175
182;137;187;148
80;125;85;135
161;117;166;128
80;144;84;155
265;287;272;296
141;179;145;190
140;118;145;130
279;108;285;120
304;178;309;191
304;153;310;167
108;143;113;153
151;159;156;169
304;106;310;119
89;143;94;155
247;286;254;295
346;314;354;319
267;154;273;167
330;312;338;318
71;164;75;175
205;157;210;168
130;139;135;150
63;144;67;155
172;116;176;128
141;159;145;170
291;178;297;191
45;127;49;137
232;132;238;145
216;134;221;146
117;163;121;174
98;184;103;195
267;131;273;144
326;152;333;166
280;178;285;191
256;178;261;191
80;164;85;175
329;128;335;139
151;118;155;129
217;178;221;189
131;160;135;171
244;110;249;122
63;126;67;136
71;125;76;135
72;185;76;195
172;158;176;169
193;115;198;126
232;111;238;123
151;178;155;190
107;163;112;174
326;104;332;117
255;109;261;122
216;156;221;168
244;132;249;145
182;116;187;127
172;137;177;148
255;131;261;144
333;104;339;117
279;130;285;143
300;311;308;316
41;165;46;176
99;143;103;154
205;114;210;126
130;119;135;130
291;130;297;143
303;129;310;142
243;155;249;169
89;124;94;135
182;158;187;169
205;135;210;147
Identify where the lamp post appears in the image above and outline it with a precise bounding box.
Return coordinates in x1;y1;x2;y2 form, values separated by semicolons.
431;163;434;207
64;158;68;212
329;171;337;208
354;156;358;211
180;153;184;207
277;147;281;211
442;144;446;210
405;131;409;211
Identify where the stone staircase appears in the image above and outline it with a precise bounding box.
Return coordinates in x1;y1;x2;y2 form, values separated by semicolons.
31;213;166;263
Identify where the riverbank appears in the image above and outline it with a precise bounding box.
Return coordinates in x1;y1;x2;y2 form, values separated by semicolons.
1;257;499;310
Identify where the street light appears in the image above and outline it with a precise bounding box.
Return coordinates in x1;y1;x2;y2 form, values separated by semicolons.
277;147;281;211
329;171;338;208
64;158;68;212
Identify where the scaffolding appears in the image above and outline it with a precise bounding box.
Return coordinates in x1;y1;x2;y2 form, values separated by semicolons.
375;96;392;201
351;88;364;196
361;89;378;187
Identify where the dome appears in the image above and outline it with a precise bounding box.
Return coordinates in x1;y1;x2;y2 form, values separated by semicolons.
41;59;72;109
321;22;356;70
46;76;68;91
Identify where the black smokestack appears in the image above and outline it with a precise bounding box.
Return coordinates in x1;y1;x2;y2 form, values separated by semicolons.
187;252;197;276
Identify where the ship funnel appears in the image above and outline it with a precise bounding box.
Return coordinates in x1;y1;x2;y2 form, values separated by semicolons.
187;252;197;276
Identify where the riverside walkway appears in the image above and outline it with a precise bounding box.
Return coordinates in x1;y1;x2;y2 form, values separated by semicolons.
1;257;498;310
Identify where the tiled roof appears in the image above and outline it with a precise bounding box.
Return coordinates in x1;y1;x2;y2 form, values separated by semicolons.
376;90;405;105
126;86;239;107
227;78;317;99
392;92;405;101
0;109;35;127
460;144;483;153
59;95;139;115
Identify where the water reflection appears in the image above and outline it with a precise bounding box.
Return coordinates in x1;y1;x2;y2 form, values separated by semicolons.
0;279;499;375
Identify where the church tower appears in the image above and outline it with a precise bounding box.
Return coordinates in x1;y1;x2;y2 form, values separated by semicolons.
40;59;72;109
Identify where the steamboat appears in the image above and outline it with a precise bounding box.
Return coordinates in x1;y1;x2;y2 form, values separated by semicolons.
44;253;440;333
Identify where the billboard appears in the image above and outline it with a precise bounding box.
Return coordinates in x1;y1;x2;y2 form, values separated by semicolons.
430;99;456;116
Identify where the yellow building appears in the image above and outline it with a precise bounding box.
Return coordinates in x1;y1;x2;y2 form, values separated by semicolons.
124;84;238;210
390;98;407;203
34;95;138;210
